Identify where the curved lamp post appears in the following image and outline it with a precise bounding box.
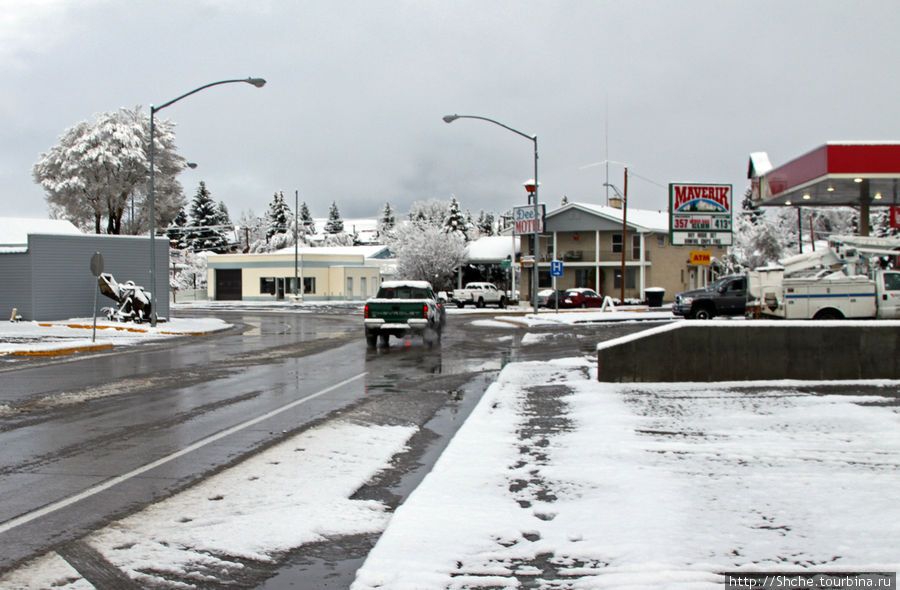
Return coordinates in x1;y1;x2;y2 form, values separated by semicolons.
148;77;266;325
442;114;540;313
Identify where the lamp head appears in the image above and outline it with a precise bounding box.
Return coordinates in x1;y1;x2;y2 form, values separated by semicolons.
442;114;460;124
246;77;267;88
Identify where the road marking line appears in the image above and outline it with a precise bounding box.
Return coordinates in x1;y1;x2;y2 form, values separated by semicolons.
0;371;368;535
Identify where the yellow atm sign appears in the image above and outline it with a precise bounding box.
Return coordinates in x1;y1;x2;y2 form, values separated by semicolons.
690;251;712;265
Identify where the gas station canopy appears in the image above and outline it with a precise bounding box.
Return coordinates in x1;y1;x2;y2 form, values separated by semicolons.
751;142;900;207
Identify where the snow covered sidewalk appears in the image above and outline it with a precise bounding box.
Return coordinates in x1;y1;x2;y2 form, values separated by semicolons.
352;358;900;589
0;317;231;357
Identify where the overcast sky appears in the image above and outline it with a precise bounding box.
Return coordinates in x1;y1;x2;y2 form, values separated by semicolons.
3;0;900;224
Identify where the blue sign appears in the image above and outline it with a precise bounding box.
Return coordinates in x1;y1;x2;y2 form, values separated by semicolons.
550;260;563;277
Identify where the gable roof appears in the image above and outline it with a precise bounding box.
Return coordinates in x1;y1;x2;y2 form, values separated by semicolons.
546;202;669;233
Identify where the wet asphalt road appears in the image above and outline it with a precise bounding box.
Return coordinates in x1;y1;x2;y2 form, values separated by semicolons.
0;306;664;587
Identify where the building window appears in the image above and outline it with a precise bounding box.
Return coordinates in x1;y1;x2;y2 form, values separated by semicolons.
612;234;622;253
260;277;275;295
303;277;316;294
613;268;636;289
575;269;591;288
632;235;641;260
657;234;666;248
538;270;552;288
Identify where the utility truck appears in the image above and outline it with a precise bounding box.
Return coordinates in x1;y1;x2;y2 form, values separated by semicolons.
748;235;900;320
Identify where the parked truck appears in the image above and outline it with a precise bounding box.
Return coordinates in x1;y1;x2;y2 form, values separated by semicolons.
747;235;900;320
672;274;748;319
364;280;445;347
451;282;507;308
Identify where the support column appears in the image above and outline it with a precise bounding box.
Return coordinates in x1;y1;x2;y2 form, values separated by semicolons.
859;179;871;237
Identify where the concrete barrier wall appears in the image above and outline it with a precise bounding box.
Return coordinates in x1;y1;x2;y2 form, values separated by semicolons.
597;321;900;382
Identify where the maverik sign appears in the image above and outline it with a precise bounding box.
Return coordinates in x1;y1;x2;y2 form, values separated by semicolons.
669;183;733;246
513;204;545;235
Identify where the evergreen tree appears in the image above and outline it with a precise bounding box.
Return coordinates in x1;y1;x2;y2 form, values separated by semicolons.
188;181;229;252
444;195;468;240
325;201;344;234
299;201;316;236
477;210;495;236
377;201;396;240
266;191;291;240
166;207;189;249
216;201;232;228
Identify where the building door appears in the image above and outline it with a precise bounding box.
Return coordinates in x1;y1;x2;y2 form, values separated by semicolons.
215;269;242;301
346;276;354;300
276;278;285;300
361;277;367;298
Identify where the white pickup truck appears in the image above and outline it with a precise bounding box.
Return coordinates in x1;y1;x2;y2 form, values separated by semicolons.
451;282;507;308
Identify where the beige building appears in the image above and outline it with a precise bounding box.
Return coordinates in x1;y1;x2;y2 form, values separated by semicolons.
521;202;728;303
206;246;388;301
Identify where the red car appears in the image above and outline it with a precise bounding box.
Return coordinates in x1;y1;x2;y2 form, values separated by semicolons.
547;288;605;308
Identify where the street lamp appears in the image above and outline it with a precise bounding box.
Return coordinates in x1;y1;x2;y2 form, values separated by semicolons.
442;114;541;313
148;77;266;325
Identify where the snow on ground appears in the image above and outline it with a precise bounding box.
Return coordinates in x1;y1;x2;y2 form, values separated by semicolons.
0;317;231;356
2;420;417;589
352;357;900;589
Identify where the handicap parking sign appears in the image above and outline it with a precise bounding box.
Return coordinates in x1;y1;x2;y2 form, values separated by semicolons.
550;260;563;277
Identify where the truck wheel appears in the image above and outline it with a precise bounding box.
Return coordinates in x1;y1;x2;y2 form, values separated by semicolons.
498;296;506;309
476;297;485;308
457;301;465;308
692;306;715;320
366;330;377;347
379;333;390;347
814;308;843;320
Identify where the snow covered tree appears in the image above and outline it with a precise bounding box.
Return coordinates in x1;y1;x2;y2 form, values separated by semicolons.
298;201;316;236
444;195;469;240
324;201;344;234
266;191;291;240
166;207;189;249
237;209;266;252
476;210;495;237
408;199;448;228
33;106;186;234
376;201;396;240
390;223;468;291
187;181;229;253
215;201;232;229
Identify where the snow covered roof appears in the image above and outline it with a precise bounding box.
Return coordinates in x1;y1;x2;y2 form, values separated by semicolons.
747;152;773;178
465;236;519;263
262;244;390;258
0;217;81;252
550;202;669;233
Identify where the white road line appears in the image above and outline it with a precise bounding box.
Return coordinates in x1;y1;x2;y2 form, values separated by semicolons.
0;371;368;535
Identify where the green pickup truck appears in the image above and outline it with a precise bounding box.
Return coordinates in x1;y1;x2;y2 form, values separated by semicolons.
364;280;445;347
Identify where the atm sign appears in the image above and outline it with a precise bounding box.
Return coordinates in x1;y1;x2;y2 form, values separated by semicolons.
690;251;712;265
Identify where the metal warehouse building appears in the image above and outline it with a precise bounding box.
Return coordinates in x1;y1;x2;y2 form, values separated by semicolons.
0;218;169;321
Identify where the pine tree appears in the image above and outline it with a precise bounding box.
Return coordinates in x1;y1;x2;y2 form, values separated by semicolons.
188;181;229;252
266;191;291;240
166;207;189;249
377;202;396;240
299;202;316;236
444;195;468;240
216;201;232;228
325;201;344;234
477;210;495;236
